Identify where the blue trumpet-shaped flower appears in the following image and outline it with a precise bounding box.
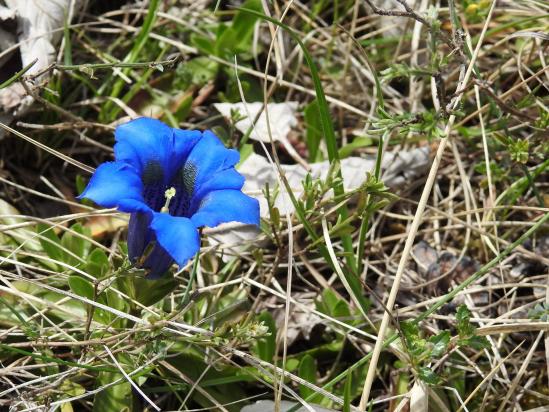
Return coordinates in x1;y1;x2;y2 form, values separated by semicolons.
79;117;260;278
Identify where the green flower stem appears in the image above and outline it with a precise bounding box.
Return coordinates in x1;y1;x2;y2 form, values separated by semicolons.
521;164;545;207
0;59;38;90
356;129;388;276
180;252;200;308
56;57;178;72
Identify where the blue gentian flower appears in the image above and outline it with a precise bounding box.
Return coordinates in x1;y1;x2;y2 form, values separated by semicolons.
79;117;260;278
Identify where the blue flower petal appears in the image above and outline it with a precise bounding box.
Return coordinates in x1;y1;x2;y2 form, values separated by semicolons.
150;212;200;268
114;117;175;182
128;211;175;278
127;211;153;263
172;129;202;170
78;161;144;209
190;189;260;228
141;242;174;279
118;199;151;213
184;130;240;194
190;168;245;211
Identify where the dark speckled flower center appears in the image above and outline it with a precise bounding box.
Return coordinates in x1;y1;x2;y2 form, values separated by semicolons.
141;161;197;217
142;161;165;211
168;163;197;217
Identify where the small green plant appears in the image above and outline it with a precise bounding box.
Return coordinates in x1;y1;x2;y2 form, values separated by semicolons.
508;138;530;164
400;304;489;385
528;303;549;322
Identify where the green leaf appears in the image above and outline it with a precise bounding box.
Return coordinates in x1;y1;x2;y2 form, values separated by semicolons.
175;57;218;88
60;403;74;412
93;371;133;412
120;273;177;307
215;0;262;55
455;305;490;350
304;99;323;162
86;248;110;279
343;369;352;412
456;305;475;338
459;335;490;350
316;289;356;325
401;321;419;343
285;357;299;372
429;331;450;358
173;93;193;122
75;175;88;197
0;199;41;252
401;321;426;358
92;288;128;326
394;360;410;396
41;348;60;376
529;302;549;321
190;34;216;55
61;223;91;267
0;296;39;338
270;206;281;228
318;288;339;315
100;289;128;327
36;223;64;264
68;276;94;300
298;354;317;399
418;366;441;385
60;380;86;397
12;282;88;321
238;143;254;165
93;294;113;325
332;300;352;320
255;311;276;362
338;136;373;158
380;63;432;82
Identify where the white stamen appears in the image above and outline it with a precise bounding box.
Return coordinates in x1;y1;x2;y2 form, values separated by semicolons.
161;187;176;213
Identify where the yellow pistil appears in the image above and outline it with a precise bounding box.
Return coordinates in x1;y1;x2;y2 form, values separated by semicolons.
160;187;176;213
